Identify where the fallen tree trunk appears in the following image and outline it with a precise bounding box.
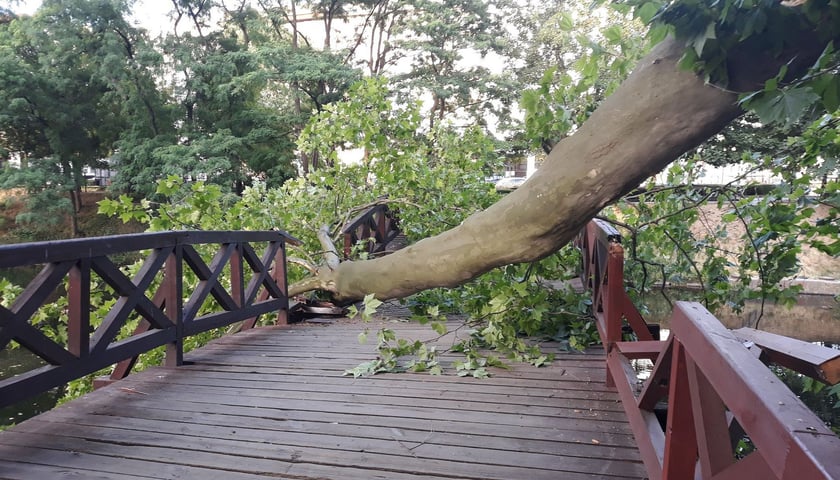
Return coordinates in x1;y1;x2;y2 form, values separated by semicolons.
288;34;819;302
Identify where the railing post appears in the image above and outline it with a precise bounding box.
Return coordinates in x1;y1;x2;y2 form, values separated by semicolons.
361;223;371;254
274;240;289;326
605;241;625;346
344;233;353;260
230;243;244;308
164;248;184;367
377;207;387;245
686;355;733;477
661;340;698;479
67;259;90;359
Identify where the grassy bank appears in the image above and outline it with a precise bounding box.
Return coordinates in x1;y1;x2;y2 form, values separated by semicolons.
0;189;145;244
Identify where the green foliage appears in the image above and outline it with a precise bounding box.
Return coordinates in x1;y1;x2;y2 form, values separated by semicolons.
774;366;840;436
391;0;520;130
344;326;444;377
96;76;602;378
600;133;838;321
404;247;595;368
619;0;840;129
0;0;153;230
520;1;648;152
347;293;383;323
294;77;501;250
1;160;73;237
516;0;840;332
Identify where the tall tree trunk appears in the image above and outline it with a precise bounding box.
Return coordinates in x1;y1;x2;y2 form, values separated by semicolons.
290;0;309;174
70;161;85;238
290;34;826;302
69;189;81;238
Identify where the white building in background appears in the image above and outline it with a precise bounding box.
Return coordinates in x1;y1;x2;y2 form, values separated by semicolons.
81;165;116;187
691;163;783;186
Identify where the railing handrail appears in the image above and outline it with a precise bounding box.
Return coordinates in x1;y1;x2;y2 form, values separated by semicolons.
0;230;297;409
0;229;299;268
577;219;840;480
575;219;654;362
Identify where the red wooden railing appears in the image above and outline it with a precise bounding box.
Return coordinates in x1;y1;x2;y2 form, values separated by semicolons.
576;219;840;480
0;230;298;409
341;203;400;260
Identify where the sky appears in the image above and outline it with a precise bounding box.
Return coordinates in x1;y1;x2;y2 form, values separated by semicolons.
5;0;173;34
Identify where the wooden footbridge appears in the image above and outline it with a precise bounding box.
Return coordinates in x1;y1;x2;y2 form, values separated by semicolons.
1;214;839;479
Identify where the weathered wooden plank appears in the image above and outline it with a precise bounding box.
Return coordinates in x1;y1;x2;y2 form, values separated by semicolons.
184;354;608;381
62;387;639;448
187;349;608;373
733;327;840;385
74;385;631;434
14;416;642;470
111;378;630;422
0;459;155;480
158;365;618;397
177;362;617;391
177;363;607;385
0;439;290;480
32;407;640;459
3;429;645;480
195;341;607;367
119;368;627;410
0;319;646;479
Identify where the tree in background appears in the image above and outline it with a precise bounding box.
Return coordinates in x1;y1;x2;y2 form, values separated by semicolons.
0;0;155;236
518;0;648;153
390;0;521;131
273;0;839;305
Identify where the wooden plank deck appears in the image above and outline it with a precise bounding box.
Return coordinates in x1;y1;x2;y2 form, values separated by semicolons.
0;316;646;479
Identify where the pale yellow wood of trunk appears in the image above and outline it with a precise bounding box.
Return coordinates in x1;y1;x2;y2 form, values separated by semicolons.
289;37;743;302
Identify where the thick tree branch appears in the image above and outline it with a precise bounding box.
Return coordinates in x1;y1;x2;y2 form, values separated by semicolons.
290;33;828;303
288;256;318;274
318;224;341;271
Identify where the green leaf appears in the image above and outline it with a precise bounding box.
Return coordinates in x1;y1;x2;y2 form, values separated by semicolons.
648;23;670;45
813;75;840;112
532;355;550;367
363;293;383;312
637;2;660;24
431;321;447;336
691;21;717;57
746;87;820;127
344;360;379;378
558;12;574;31
603;26;623;44
358;329;368;345
361;293;383;321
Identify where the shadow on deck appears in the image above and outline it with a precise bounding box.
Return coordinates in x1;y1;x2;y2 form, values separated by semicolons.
0;317;646;480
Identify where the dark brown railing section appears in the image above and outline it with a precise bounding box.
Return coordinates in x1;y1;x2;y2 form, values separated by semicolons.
0;230;298;409
577;219;840;480
576;219;655;370
341;203;399;260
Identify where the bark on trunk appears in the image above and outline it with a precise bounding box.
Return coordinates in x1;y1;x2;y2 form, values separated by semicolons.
289;35;820;302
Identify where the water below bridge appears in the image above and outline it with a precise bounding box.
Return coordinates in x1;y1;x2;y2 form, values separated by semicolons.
643;291;840;344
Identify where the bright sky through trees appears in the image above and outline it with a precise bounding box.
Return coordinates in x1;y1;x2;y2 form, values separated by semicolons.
5;0;170;33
